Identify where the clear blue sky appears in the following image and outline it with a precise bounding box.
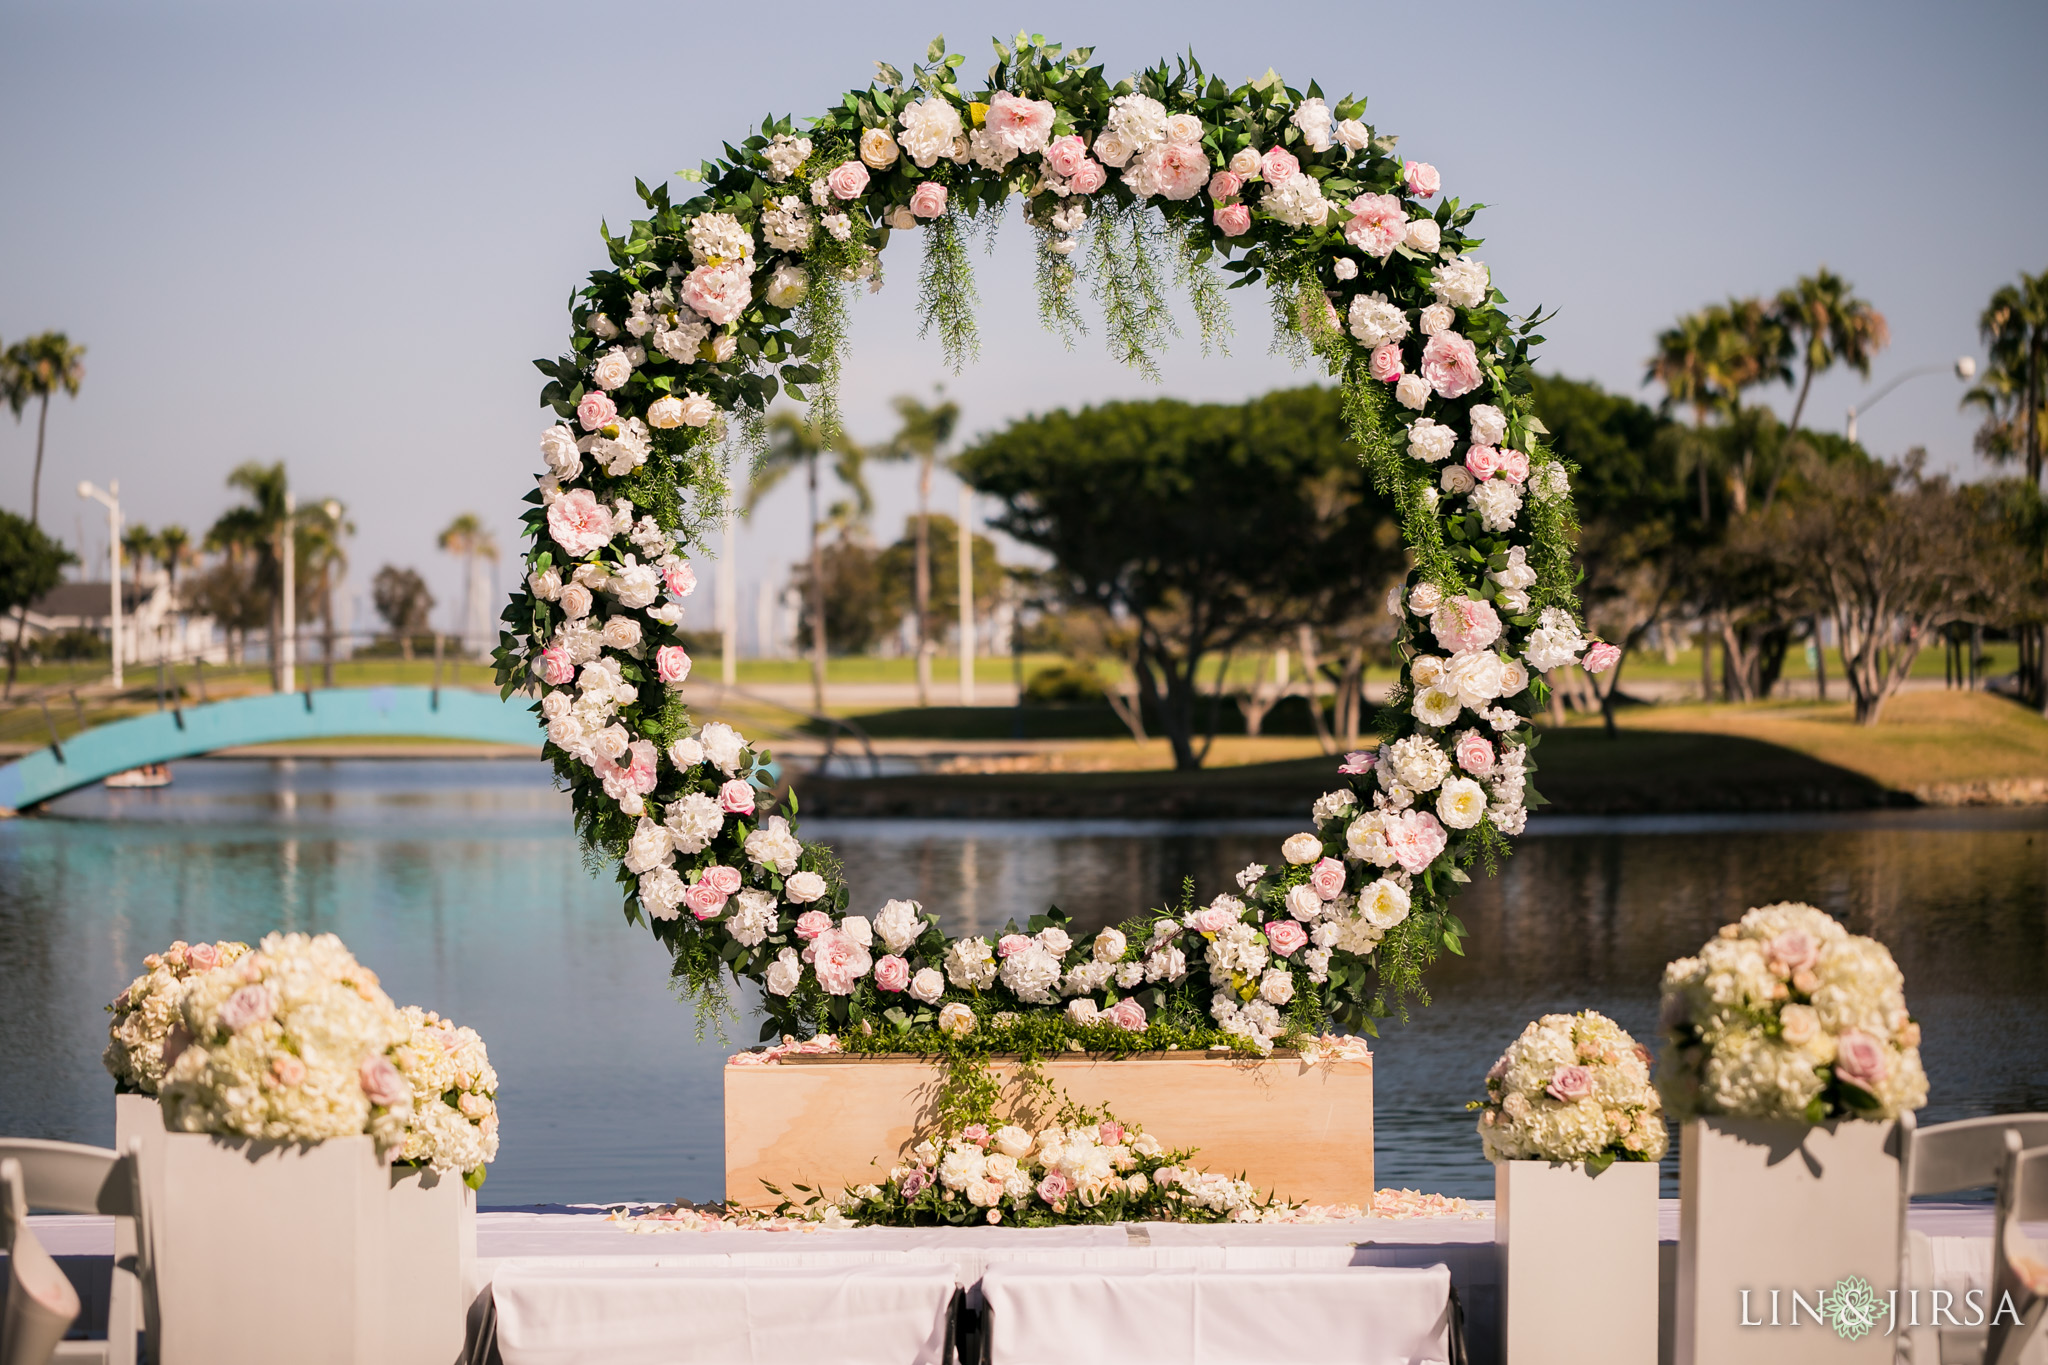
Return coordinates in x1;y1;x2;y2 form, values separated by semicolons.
3;0;2042;644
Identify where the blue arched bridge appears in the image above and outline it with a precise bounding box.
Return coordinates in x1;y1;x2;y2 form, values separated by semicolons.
0;686;543;811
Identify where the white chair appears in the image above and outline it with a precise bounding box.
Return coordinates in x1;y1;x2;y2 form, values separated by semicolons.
0;1142;147;1365
3;1158;82;1365
1986;1137;2048;1365
1898;1113;2048;1365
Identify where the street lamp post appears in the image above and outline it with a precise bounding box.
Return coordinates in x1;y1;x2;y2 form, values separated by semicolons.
1846;357;1977;444
77;480;123;689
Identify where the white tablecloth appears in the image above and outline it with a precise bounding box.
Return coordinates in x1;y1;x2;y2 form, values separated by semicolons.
490;1261;956;1365
981;1262;1454;1365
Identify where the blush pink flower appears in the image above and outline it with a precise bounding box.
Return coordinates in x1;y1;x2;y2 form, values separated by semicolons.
1497;448;1529;484
663;560;697;597
1369;342;1405;383
899;1166;933;1198
810;929;872;995
600;739;659;797
1067;159;1107;195
1387;810;1449;874
1339;750;1378;775
187;942;219;971
656;645;692;687
1190;906;1240;933
1767;929;1821;975
548;488;616;558
685;880;728;919
1132;141;1210;200
1207;170;1244;201
717;779;756;814
1214;203;1251;237
1260;146;1300;184
1404;160;1441;198
270;1053;306;1087
1455;731;1497;777
1431;595;1503;653
794;909;833;942
1420;331;1482;399
681;262;750;326
535;645;575;687
1103;998;1147;1031
1342;193;1407;258
873;954;910;992
1464;445;1501;480
826;160;870;200
160;1024;190;1072
1044;134;1090;179
1545;1064;1592;1102
1582;642;1622;675
575;391;618;432
1308;857;1347;900
1036;1171;1071;1203
909;181;948;218
1834;1030;1889;1092
1097;1120;1124;1146
1265;921;1309;957
360;1056;409;1108
703;865;742;896
961;1123;991;1147
219;985;276;1032
997;932;1032;958
985;92;1056;154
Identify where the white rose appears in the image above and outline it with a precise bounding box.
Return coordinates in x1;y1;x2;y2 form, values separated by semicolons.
1228;147;1261;177
540;424;582;477
785;870;827;904
1395;374;1431;410
1259;969;1296;1006
1163;112;1204;145
1442;465;1477;494
1285;883;1323;921
1412;686;1463;728
859;127;900;169
765;263;808;309
765;948;802;997
744;816;803;875
667;736;705;769
938;1002;976;1036
528;567;562;601
592;349;633;391
1410;653;1447;688
589;313;620;340
558;583;593;619
601;616;642;650
1281;832;1324;866
839;915;873;948
1066;998;1100;1025
622;818;675;874
699;722;747;774
1333;258;1358;281
1335;118;1370;152
645;396;687;429
1436;776;1488;829
1497;660;1530;697
673;392;717;428
908;968;946;1004
1418;303;1454;336
1469;405;1509;447
1405;217;1441;254
1093;928;1126;962
1406;417;1456;464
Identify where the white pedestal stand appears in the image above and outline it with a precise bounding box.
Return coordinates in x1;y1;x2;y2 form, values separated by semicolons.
1495;1158;1659;1364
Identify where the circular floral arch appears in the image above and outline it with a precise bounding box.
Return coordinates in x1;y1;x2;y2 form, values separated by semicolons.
498;36;1598;1052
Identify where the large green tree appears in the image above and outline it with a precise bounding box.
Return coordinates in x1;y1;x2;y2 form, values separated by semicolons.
0;509;73;663
2;332;87;693
1965;269;2048;706
956;386;1399;770
871;389;961;706
1775;268;1890;434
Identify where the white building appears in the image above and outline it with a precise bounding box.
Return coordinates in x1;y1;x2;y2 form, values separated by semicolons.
20;574;220;665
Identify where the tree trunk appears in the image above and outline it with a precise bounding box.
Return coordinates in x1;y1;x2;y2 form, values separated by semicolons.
1812;616;1828;701
3;395;55;698
1697;630;1714;702
808;455;825;714
913;454;931;707
1788;360;1816;434
1294;625;1336;755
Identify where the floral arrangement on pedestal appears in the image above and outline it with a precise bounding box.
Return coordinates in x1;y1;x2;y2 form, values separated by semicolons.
1658;902;1928;1122
391;1006;501;1186
103;938;251;1094
501;34;1609;1050
1473;1010;1666;1171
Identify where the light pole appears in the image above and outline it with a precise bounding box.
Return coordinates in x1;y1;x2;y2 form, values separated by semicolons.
1846;357;1977;444
77;480;123;689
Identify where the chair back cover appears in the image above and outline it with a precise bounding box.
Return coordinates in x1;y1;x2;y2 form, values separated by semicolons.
1;1158;84;1365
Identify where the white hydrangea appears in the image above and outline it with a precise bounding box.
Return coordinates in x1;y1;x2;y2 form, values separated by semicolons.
1262;175;1331;228
638;866;686;921
1478;1011;1666;1163
1290;97;1335;152
687;212;755;268
1432;255;1490;309
1406;417;1457;464
727;890;778;947
1469;404;1508;447
1531;461;1571;504
1470;478;1523;532
1384;735;1452;792
945;936;997;990
1311;789;1357;826
1523;607;1587;673
761;134;812;183
1346;292;1409;348
1094;93;1167;167
761;196;814;252
1000;945;1064;1005
662;792;723;853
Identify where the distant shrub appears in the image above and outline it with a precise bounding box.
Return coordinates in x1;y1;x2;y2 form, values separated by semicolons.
1024;660;1106;705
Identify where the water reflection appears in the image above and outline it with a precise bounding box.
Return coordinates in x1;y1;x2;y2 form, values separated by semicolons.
1;759;2041;1204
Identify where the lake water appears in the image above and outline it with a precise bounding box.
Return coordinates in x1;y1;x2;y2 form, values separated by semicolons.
2;758;2043;1206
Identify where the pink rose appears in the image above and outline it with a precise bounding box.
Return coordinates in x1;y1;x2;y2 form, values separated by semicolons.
1207;170;1243;201
535;645;575;687
1338;750;1377;775
826;160;869;200
656;645;692;687
160;1024;191;1072
597;739;658;796
270;1053;306;1087
684;880;728;919
1582;642;1622;675
1767;929;1820;975
717;779;756;814
909;181;948;219
1835;1030;1890;1093
1368;342;1405;383
810;929;872;996
1497;449;1529;484
187;942;219;972
681;262;751;326
1260;146;1300;184
1134;141;1210;200
1190;906;1239;933
360;1056;409;1108
704;865;743;896
1388;811;1448;874
1419;331;1482;399
1102;998;1147;1032
219;984;276;1032
1097;1120;1124;1146
1214;203;1251;237
1464;445;1501;480
547;488;615;558
794;910;833;942
1342;193;1406;258
1265;921;1309;957
985;92;1055;154
1545;1065;1592;1102
997;933;1032;958
1036;1171;1071;1203
1431;595;1503;653
1455;731;1496;777
1067;159;1107;195
1404;160;1441;198
1044;134;1089;179
575;391;617;432
899;1166;933;1198
663;561;697;597
873;955;910;992
1308;857;1346;900
962;1124;991;1147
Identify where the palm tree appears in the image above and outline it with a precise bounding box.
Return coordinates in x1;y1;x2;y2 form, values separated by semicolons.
749;409;868;712
874;389;961;705
303;501;352;684
1968;270;2048;488
1;332;86;694
436;513;497;659
1711;297;1793;515
1774;269;1890;433
209;462;291;688
156;524;192;668
1647;310;1728;521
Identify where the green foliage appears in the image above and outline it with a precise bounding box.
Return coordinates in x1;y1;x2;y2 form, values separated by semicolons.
916;212;980;371
0;509;71;614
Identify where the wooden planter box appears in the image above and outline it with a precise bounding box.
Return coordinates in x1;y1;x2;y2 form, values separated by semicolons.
1495;1158;1660;1364
724;1051;1373;1209
1674;1116;1901;1365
